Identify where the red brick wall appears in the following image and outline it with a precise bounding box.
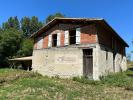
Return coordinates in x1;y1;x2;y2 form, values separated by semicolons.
60;32;65;46
43;35;48;48
80;25;97;44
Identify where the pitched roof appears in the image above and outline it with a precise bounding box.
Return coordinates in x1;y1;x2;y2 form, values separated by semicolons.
30;18;129;47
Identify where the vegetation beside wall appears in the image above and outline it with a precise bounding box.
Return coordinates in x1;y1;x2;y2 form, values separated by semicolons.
73;71;133;91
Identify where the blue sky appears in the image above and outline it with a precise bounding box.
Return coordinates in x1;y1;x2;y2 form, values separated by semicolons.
0;0;133;58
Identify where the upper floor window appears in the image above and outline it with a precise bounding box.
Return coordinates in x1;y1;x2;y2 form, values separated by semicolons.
52;34;57;47
69;30;76;45
64;28;81;46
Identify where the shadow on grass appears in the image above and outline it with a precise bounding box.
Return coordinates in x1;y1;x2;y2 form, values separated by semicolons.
126;68;133;77
128;68;133;71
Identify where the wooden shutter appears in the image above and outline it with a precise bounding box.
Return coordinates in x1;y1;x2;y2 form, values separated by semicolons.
64;31;69;45
48;35;52;47
57;33;61;46
37;37;43;49
76;28;81;44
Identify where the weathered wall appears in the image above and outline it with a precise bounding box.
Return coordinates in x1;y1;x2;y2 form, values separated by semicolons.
32;47;83;78
114;53;127;72
96;44;114;77
32;43;127;80
96;44;127;78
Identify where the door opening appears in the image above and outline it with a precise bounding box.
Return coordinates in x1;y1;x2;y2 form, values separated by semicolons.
83;49;93;78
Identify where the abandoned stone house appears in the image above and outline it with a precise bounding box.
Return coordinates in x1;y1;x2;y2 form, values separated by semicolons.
30;18;129;80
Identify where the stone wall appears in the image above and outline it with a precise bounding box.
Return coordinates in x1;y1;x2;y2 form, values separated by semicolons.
32;43;127;80
97;44;114;78
96;44;127;78
114;53;127;72
32;47;83;78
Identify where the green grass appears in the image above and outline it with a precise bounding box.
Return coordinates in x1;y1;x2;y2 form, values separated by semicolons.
0;68;133;100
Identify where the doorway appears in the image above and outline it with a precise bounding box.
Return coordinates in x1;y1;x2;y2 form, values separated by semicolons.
83;49;93;78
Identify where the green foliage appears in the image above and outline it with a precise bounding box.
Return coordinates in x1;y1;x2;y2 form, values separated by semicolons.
2;16;20;30
0;28;23;67
21;16;43;37
0;13;64;67
17;39;33;57
73;76;101;85
72;72;133;91
21;17;31;37
45;12;65;23
100;72;130;86
0;16;43;66
30;16;43;34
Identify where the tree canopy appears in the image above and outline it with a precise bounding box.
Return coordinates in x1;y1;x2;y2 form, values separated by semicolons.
0;28;23;67
0;12;65;67
21;16;43;37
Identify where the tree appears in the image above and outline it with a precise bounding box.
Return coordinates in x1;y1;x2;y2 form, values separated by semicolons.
0;28;23;67
17;39;33;57
45;13;65;23
21;16;43;37
30;16;43;35
2;16;20;30
21;17;31;37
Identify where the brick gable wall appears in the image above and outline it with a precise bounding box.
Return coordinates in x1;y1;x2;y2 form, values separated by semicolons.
34;23;97;49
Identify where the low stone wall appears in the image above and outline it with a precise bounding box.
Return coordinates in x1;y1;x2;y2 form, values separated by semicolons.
32;47;83;78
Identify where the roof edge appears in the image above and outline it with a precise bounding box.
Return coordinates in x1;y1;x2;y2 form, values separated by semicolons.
30;17;104;38
101;19;129;47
